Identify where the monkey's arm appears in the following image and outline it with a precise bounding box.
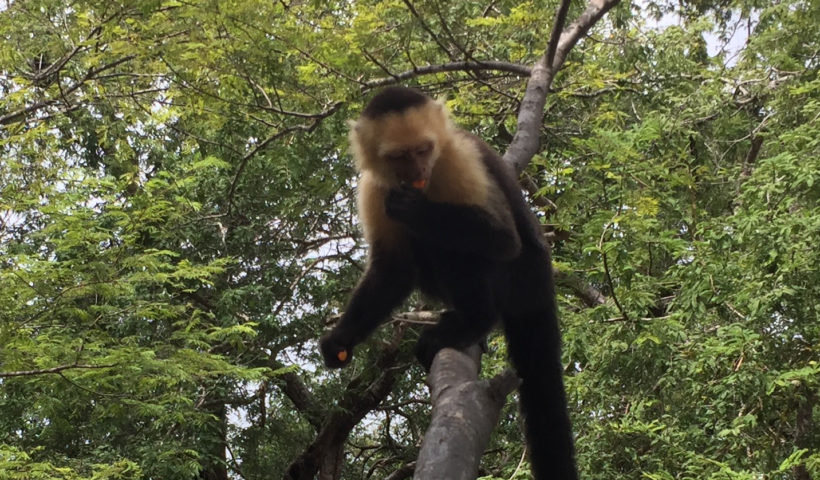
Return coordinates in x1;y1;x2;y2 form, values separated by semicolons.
386;188;521;260
320;246;415;368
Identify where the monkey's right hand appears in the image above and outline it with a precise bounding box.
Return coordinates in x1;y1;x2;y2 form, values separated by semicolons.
320;331;354;368
385;187;425;224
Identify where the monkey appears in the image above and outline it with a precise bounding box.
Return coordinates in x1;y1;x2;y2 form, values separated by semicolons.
320;86;576;480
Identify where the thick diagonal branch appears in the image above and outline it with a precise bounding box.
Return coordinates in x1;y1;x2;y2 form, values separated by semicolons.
414;347;519;480
285;331;405;480
271;359;325;430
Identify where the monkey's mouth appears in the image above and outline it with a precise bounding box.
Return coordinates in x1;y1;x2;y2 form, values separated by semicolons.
398;177;428;190
410;178;427;190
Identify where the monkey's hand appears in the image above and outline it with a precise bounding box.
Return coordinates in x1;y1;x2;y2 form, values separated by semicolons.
385;187;425;224
320;330;354;368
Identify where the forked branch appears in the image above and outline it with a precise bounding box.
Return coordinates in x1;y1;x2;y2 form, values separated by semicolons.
503;0;622;173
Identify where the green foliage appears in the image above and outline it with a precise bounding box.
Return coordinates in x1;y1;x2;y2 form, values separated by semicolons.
0;446;141;480
1;0;818;479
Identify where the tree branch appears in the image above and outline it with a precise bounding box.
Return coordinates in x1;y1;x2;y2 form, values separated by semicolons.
553;269;607;307
545;0;572;69
521;173;558;214
1;55;136;126
414;346;519;479
401;0;456;61
550;0;622;72
502;0;622;173
0;363;115;378
364;61;531;89
225;101;341;215
285;329;406;480
271;359;324;430
384;462;416;480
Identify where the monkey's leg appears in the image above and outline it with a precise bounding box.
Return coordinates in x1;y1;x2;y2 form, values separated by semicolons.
415;276;498;370
321;253;414;368
503;312;577;480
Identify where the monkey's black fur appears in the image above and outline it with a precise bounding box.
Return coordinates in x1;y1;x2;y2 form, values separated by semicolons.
361;86;429;118
321;88;576;479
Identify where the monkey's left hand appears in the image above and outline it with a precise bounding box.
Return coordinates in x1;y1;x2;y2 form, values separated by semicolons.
320;330;354;368
385;187;425;223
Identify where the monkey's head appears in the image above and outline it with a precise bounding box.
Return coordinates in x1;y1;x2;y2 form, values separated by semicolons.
349;87;452;190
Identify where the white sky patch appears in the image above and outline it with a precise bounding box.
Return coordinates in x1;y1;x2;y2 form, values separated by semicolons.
637;0;755;67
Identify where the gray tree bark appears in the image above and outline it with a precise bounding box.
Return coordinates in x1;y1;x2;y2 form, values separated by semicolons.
413;346;518;480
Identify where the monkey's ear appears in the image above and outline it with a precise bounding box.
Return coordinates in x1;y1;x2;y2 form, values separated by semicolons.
433;96;453;129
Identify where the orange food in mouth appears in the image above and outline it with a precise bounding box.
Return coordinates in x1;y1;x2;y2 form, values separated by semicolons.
337;350;348;362
411;179;427;189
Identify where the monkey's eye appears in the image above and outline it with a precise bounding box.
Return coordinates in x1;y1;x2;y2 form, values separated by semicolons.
416;142;433;155
385;152;404;162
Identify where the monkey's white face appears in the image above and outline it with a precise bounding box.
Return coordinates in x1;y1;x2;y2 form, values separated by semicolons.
349;100;450;190
378;137;439;189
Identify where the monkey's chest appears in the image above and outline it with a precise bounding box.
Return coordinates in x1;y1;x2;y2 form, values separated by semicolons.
410;241;490;301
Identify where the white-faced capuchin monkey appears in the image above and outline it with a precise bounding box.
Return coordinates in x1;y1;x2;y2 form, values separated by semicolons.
320;86;576;480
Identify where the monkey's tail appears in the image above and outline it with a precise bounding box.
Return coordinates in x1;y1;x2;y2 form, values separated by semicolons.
503;309;578;480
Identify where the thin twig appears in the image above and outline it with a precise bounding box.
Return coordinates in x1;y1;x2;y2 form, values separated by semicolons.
225;102;342;215
401;0;456;60
0;363;115;378
364;61;531;89
1;55;136;125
